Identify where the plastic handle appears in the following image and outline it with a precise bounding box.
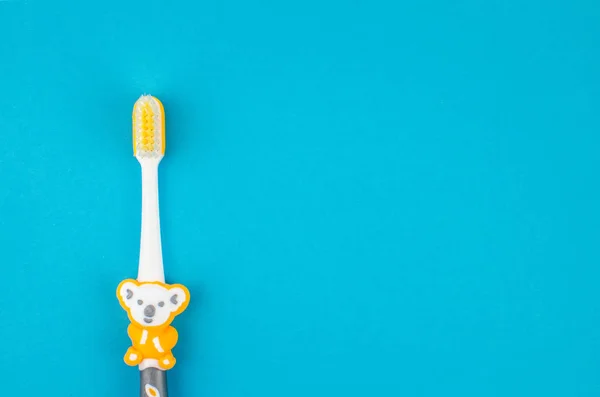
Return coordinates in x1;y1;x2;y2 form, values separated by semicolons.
138;160;164;282
141;368;168;397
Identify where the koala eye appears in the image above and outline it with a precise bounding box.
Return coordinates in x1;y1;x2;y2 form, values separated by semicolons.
158;301;165;307
137;300;143;305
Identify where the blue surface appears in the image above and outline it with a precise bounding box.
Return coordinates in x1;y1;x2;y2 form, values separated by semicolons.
0;0;599;396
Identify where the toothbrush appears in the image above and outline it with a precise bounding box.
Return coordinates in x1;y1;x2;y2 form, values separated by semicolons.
117;95;190;397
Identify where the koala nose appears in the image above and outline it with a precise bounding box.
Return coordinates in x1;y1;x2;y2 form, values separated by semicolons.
144;305;156;317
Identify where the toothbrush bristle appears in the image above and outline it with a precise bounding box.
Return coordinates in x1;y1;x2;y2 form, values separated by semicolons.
133;95;165;157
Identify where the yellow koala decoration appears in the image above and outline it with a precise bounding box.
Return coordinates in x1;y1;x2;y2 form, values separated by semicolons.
117;279;190;370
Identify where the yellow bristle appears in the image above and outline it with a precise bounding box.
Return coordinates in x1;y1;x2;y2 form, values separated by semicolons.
139;102;155;152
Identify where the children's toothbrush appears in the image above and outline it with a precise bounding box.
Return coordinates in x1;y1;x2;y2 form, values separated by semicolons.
117;95;190;397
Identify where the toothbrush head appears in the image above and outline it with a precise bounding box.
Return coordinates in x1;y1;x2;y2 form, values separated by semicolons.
133;95;165;158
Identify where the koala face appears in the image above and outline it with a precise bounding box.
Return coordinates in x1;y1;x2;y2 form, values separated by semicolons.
118;280;189;328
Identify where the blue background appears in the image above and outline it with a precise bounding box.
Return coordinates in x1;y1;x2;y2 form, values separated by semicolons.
0;0;599;396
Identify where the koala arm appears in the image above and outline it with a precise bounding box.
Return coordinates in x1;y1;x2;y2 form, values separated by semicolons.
127;323;143;345
161;326;179;351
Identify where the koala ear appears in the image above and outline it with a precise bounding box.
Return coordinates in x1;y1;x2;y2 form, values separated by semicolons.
117;279;139;308
167;284;189;313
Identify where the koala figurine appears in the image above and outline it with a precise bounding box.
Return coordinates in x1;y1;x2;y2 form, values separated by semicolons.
117;279;190;370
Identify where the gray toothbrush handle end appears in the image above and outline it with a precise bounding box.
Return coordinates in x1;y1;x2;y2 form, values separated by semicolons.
140;367;168;397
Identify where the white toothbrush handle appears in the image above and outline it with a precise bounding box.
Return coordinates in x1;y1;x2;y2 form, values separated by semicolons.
138;159;165;283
